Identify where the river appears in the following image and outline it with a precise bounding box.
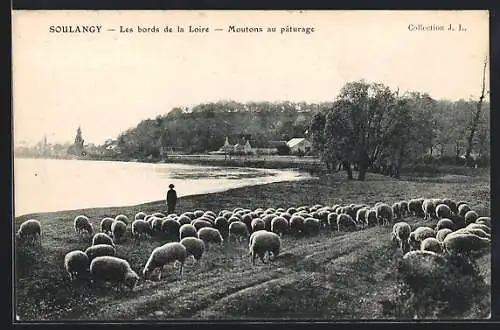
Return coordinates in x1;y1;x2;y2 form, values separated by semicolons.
14;157;312;217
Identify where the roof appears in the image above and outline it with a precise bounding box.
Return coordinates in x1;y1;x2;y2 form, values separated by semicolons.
287;138;307;148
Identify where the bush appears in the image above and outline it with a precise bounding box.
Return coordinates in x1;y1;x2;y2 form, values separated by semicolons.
391;253;488;319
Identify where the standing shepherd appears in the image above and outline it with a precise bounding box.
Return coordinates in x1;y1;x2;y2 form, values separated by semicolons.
166;184;177;214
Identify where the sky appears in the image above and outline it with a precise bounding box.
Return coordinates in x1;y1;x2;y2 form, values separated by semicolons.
12;10;490;146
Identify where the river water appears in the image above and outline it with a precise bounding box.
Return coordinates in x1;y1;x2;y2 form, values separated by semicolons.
14;157;311;217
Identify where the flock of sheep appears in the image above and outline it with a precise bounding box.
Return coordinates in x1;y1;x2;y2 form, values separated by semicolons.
16;197;490;293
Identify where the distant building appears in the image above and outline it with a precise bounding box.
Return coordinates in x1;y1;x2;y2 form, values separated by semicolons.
286;137;311;154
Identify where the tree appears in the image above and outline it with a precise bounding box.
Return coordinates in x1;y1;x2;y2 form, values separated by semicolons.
464;56;488;166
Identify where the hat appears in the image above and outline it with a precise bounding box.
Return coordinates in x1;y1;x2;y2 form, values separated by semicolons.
169;184;175;188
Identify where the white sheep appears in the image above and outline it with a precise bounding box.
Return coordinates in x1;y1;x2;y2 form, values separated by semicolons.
375;203;393;226
251;218;266;233
409;227;436;250
143;242;188;280
271;217;289;237
64;250;90;281
464;210;479;225
454;227;490;239
17;219;42;245
475;216;491;227
356;207;369;227
249;230;281;265
228;221;250;243
466;223;491;235
111;220;127;242
90;256;139;290
180;237;205;263
198;227;224;246
134;211;147;221
92;233;115;247
179;224;198;240
436;228;453;242
422;199;436;221
74;215;93;236
152;212;166;218
85;244;116;261
392;222;411;254
100;217;115;235
435;204;452;220
131;219;152;242
443;233;490;256
303;218;321;236
191;219;213;231
457;204;472;218
114;214;129;226
435;218;455;232
337;213;357;232
408;198;425;217
420;237;443;254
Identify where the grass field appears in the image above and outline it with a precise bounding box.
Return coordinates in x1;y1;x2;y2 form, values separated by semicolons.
14;169;491;321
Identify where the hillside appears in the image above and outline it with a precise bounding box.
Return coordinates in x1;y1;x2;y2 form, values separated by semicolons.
14;171;491;320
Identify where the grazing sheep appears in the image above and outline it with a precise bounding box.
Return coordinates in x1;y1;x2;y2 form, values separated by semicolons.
375;203;393;226
64;250;90;281
197;227;224;246
179;224;198;240
392;202;402;220
204;210;217;219
271;217;289;237
180;237;205;263
134;212;147;221
356;208;369;227
290;215;305;236
214;217;229;238
249;231;281;265
392;222;411;254
456;201;469;208
409;227;436;250
465;223;491;235
398;250;448;287
100;217;115;235
327;213;338;231
435;204;452;220
182;212;197;220
436;228;453;242
421;237;443;254
74;215;93;236
458;204;472;218
115;214;129;226
337;214;357;232
240;214;254;229
177;215;192;226
90;256;139;289
251;218;266;232
475;216;491;227
111;220;127;242
464;210;479;225
408;198;424;217
143;242;187;280
286;207;297;215
422;199;436;221
131;220;152;242
365;209;378;227
303;218;321;236
198;216;215;225
151;218;163;234
152;212;166;218
442;199;458;215
17;219;42;245
192;219;213;231
193;210;205;218
260;214;274;231
228;221;250;243
435;218;455;231
455;227;490;239
399;201;409;217
161;219;181;241
85;244;116;261
92;233;115;247
443;233;490;256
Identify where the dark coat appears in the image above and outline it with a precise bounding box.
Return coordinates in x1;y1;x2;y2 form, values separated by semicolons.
167;189;177;205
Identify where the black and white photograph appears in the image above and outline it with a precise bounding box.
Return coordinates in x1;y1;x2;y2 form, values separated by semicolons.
12;10;491;321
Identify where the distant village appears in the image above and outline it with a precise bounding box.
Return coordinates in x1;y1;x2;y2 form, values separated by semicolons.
14;127;314;160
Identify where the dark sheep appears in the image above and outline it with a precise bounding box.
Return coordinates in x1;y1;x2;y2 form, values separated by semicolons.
179;224;198;240
85;244;116;261
337;214;357;232
92;232;115;247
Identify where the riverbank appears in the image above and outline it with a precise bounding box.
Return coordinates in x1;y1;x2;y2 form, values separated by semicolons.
14;171;491;320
